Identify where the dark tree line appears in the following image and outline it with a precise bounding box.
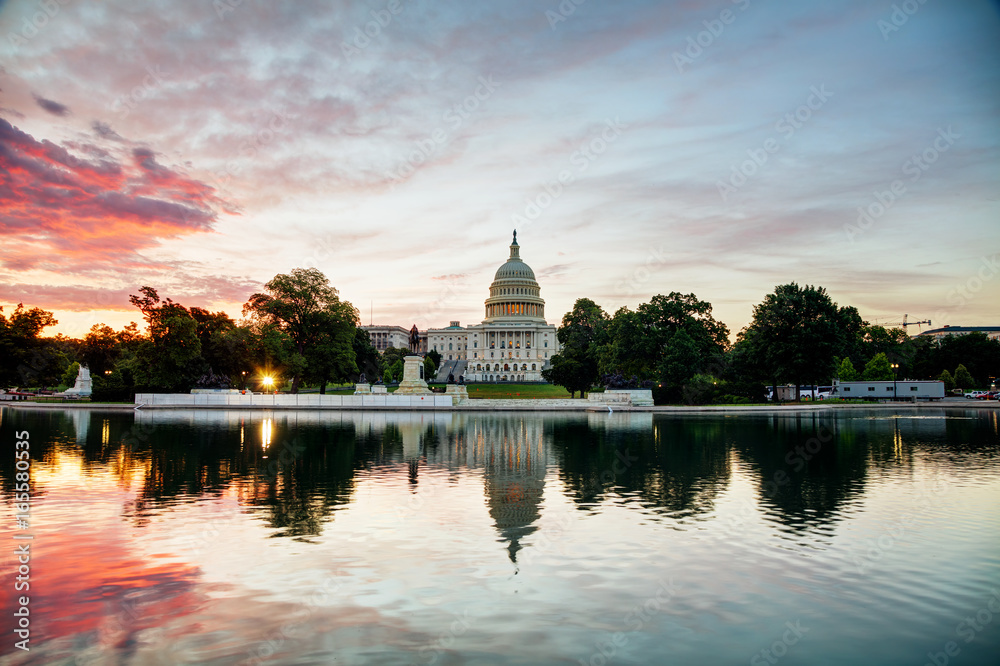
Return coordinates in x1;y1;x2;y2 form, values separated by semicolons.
1;269;386;399
5;278;997;403
544;283;1000;404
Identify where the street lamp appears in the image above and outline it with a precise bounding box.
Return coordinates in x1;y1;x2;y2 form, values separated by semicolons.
891;363;899;400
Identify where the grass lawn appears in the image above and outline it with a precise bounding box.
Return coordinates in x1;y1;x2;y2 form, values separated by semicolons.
465;383;573;399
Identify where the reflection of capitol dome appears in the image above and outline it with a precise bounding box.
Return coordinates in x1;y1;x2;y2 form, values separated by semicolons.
480;419;547;563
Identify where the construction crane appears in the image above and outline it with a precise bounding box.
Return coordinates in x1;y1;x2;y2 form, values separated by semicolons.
872;314;932;331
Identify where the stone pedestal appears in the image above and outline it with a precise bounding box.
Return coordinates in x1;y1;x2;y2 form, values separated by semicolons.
394;356;433;395
371;385;388;394
588;389;654;407
446;384;469;405
354;383;371;395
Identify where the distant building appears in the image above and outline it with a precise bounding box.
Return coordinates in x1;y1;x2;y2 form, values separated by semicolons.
362;325;411;352
917;326;1000;342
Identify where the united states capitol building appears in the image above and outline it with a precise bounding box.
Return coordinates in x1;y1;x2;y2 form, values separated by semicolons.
364;232;560;382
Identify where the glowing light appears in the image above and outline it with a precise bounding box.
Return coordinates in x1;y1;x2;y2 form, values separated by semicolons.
262;376;274;387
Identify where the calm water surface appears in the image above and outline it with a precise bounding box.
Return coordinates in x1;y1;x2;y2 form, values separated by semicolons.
1;407;998;665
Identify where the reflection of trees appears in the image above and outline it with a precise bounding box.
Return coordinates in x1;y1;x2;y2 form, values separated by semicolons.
550;416;731;518
238;424;363;538
730;414;869;531
6;411;369;538
5;407;998;545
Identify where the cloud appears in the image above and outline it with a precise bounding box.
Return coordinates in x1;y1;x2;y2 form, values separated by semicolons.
33;93;70;116
0;274;262;313
0;117;235;273
92;120;123;141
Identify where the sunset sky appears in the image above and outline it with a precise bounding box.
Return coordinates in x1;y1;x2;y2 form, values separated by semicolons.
1;0;998;339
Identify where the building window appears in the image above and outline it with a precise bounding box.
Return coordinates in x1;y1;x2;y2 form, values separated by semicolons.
886;387;893;391
449;343;453;350
843;387;851;392
910;386;918;392
474;341;478;348
544;341;548;347
531;364;536;370
868;387;875;392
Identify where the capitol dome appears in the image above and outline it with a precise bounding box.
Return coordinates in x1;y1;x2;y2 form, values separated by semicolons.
484;231;546;323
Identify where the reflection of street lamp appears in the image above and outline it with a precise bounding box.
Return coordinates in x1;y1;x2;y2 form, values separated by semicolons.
891;363;899;400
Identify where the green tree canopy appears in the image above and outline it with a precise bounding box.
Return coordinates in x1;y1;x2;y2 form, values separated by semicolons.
0;304;60;387
912;332;999;387
545;298;608;397
954;363;975;390
937;369;955;392
837;357;858;381
599;293;730;383
738;283;853;397
862;352;894;381
243;268;359;393
353;329;381;381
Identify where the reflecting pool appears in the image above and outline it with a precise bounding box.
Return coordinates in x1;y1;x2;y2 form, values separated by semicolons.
1;407;998;665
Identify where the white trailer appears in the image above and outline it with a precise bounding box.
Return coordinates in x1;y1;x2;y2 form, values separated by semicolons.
831;380;945;401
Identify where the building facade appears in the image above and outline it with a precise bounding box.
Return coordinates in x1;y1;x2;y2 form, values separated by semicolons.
426;232;560;382
917;326;1000;342
362;325;411;352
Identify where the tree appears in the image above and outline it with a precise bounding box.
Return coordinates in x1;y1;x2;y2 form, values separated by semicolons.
353;329;381;381
243;268;359;392
739;284;847;400
862;352;894;381
599;293;730;382
126;287;206;392
62;361;81;387
937;369;955;392
657;329;701;402
82;324;123;376
387;359;404;383
545;298;608;397
382;347;410;384
542;353;591;398
954;364;975;390
303;306;359;393
423;357;437;380
132;309;205;391
911;332;1000;386
837;357;858;381
0;304;60;387
426;349;442;372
